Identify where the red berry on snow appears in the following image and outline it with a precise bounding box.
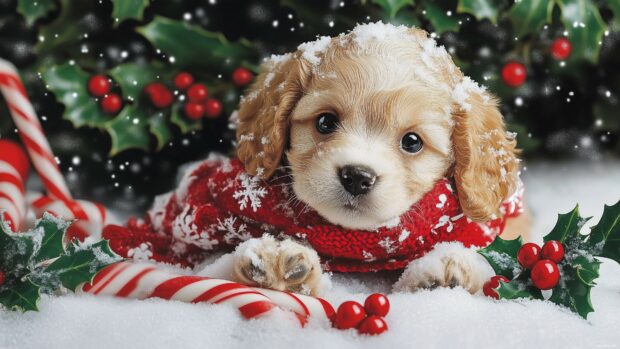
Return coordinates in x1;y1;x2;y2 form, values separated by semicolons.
483;275;510;300
364;293;390;317
174;72;194;91
100;93;122;114
334;301;366;329
517;242;541;269
501;62;526;88
541;240;565;263
0;139;30;180
357;316;388;336
0;270;6;286
550;38;572;60
87;75;111;97
144;82;173;109
204;98;223;118
531;259;560;290
232;67;253;86
187;83;209;102
184;102;205;120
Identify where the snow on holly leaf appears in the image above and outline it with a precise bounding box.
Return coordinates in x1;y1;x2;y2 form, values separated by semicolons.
233;168;268;212
0;213;121;312
479;200;620;319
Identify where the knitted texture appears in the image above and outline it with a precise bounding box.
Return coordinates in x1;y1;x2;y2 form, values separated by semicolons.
103;156;523;272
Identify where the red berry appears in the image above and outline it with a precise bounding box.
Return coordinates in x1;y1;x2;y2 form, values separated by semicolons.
483;275;510;300
184;102;205;120
144;82;173;109
551;38;572;60
174;72;194;91
501;62;526;88
232;67;253;86
100;93;122;114
0;270;5;286
364;293;390;317
357;316;388;336
334;301;366;329
0;139;30;180
87;74;111;97
187;83;209;102
531;259;560;290
517;243;541;269
541;240;565;263
204;98;223;118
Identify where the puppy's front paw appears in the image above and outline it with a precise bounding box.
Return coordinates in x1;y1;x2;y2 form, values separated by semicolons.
232;236;325;296
393;242;493;294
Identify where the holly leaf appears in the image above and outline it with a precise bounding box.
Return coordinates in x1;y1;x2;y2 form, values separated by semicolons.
543;205;590;243
424;2;460;34
30;213;71;264
556;0;607;63
36;0;99;54
112;0;149;26
108;62;171;101
495;278;542;300
105;104;151;155
371;0;414;19
478;236;523;279
41;63;110;128
507;0;554;38
456;0;500;24
136;16;257;74
170;103;201;134
17;0;56;26
45;240;121;291
0;278;41;312
550;260;599;319
588;200;620;263
148;111;172;150
0;219;35;274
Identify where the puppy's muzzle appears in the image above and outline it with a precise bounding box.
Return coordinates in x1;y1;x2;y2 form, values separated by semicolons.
338;165;377;196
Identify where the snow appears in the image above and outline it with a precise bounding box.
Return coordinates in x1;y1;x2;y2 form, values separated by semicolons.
297;36;332;67
2;160;620;348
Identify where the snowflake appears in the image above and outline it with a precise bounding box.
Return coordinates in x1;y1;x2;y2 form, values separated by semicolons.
362;250;376;262
233;168;268;212
127;243;153;262
217;216;252;244
378;237;398;254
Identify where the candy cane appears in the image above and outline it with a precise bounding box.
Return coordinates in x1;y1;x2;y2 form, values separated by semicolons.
0;58;107;236
80;262;335;324
0;140;29;231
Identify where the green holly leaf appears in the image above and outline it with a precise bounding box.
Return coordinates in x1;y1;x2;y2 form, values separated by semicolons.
105;104;151;155
507;0;554;38
456;0;501;24
31;213;71;264
0;220;35;274
148;111;172;150
108;62;171;102
550;260;599;319
17;0;56;26
572;255;600;286
170;103;201;134
45;240;121;291
424;2;460;34
543;205;590;243
0;278;41;312
495;278;542;300
136;16;257;74
588;200;620;263
41;63;110;128
112;0;149;26
478;236;523;279
36;0;99;54
556;0;607;63
371;0;414;19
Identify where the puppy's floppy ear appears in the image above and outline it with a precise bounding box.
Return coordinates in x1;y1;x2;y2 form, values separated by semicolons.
236;54;311;178
452;85;520;222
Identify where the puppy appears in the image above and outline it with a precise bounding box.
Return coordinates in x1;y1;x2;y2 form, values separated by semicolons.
231;23;526;295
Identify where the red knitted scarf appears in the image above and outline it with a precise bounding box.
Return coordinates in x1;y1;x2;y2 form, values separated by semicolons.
103;156;523;272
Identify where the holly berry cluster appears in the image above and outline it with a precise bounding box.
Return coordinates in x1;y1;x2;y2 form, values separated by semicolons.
501;37;572;88
87;75;123;115
332;293;389;336
478;201;620;319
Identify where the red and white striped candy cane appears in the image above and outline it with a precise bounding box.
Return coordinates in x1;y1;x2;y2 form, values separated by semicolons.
80;262;335;324
0;140;29;231
0;58;107;236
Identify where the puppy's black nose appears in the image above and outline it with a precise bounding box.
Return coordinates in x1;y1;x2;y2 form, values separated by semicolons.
338;165;377;196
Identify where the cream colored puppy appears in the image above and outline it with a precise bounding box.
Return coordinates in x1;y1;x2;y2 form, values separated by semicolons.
229;23;525;296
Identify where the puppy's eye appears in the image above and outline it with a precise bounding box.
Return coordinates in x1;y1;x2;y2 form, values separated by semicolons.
401;132;423;153
315;113;339;134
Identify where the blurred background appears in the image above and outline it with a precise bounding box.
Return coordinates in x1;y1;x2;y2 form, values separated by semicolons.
0;0;619;215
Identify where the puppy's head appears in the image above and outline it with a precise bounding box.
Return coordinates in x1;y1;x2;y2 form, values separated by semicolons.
236;23;519;230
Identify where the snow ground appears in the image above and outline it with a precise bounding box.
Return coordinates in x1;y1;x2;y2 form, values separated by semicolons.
2;160;620;349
